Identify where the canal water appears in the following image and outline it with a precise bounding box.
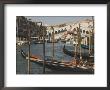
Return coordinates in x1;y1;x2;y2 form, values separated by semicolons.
16;41;90;74
16;41;92;74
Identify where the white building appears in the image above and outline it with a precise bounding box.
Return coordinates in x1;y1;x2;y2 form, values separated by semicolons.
46;19;94;45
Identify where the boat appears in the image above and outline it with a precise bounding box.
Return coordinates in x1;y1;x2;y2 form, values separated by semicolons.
33;40;44;44
21;49;41;61
47;40;58;43
21;49;93;73
63;45;91;59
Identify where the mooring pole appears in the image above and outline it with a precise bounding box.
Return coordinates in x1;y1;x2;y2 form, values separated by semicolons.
52;27;55;61
89;24;91;56
28;20;31;74
42;22;45;74
92;16;94;54
79;23;82;60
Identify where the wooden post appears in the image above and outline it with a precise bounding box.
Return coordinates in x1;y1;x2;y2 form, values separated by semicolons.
28;21;31;74
79;23;82;60
89;28;91;56
92;16;94;55
42;22;45;74
52;27;55;61
75;42;77;58
92;16;94;32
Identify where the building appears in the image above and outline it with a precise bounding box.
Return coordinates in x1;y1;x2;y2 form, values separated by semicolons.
46;19;94;45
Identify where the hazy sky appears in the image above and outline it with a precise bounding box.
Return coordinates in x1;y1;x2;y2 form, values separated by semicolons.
25;16;93;26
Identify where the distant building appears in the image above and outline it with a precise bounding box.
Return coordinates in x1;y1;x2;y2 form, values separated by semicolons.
46;19;94;45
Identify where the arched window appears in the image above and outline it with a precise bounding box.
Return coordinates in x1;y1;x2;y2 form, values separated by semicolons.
73;28;76;31
86;31;89;34
49;33;51;36
76;27;79;30
55;31;57;34
83;30;85;33
58;30;60;33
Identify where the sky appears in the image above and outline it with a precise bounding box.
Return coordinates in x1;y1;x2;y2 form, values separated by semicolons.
25;16;93;26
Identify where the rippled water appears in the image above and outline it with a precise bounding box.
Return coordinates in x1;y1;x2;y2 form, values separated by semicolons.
16;41;92;74
16;42;74;74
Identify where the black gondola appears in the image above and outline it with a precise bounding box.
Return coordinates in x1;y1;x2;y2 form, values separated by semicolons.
63;45;93;60
21;49;94;74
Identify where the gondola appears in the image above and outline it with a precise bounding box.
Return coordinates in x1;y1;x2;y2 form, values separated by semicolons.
33;40;44;44
21;49;72;70
47;40;58;43
21;49;41;61
21;49;94;73
63;45;91;59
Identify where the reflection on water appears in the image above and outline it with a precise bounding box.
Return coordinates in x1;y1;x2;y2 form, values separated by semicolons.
16;42;74;74
16;41;91;74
